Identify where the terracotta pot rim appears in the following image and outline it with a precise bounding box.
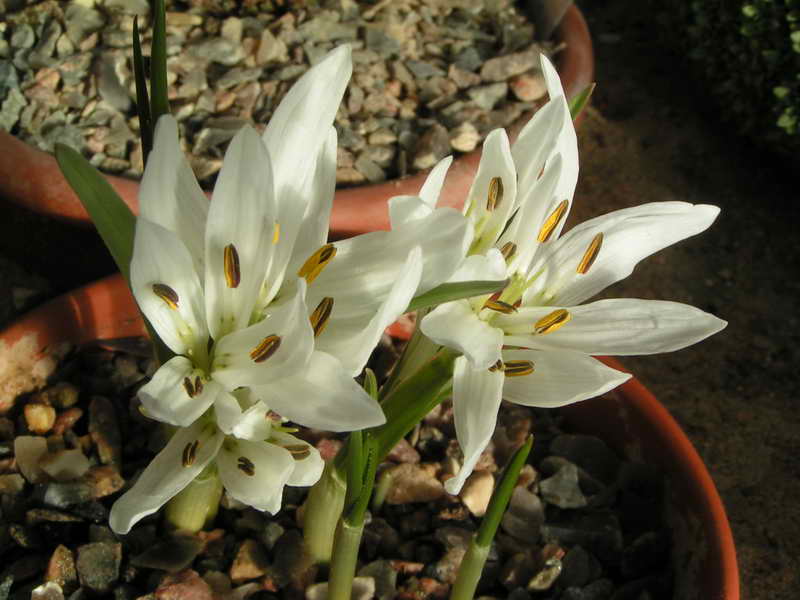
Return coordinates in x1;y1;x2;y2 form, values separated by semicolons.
0;273;738;600
0;5;594;238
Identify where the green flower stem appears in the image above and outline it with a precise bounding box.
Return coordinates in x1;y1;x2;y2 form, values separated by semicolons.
449;540;491;600
327;519;365;600
302;461;347;565
379;314;439;402
164;465;223;532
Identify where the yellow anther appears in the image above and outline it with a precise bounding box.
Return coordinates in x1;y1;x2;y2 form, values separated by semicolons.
484;299;517;314
182;440;199;467
297;243;337;284
500;242;517;261
503;360;535;377
223;243;241;288
237;456;255;476
488;359;504;373
284;444;312;460
534;309;571;335
576;233;603;275
273;222;280;245
250;334;281;363
152;283;179;309
537;200;570;243
486;177;504;212
310;297;334;338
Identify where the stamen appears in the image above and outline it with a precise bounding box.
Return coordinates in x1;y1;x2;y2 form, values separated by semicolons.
488;359;504;373
576;233;603;274
484;299;517;314
537;200;570;243
152;283;179;309
486;177;504;212
297;243;337;284
223;244;241;288
284;444;311;460
500;242;517;261
194;376;203;396
182;440;199;467
250;334;281;363
310;297;334;338
273;222;280;245
237;456;255;476
534;309;571;335
182;377;196;397
504;360;535;377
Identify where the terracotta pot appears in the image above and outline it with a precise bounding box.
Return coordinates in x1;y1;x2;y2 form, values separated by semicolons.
0;273;738;600
0;6;593;238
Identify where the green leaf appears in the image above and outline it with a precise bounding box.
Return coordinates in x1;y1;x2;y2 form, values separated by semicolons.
150;0;169;123
132;16;153;165
406;279;508;313
55;144;135;281
344;430;364;510
569;82;596;122
363;368;378;400
475;434;534;548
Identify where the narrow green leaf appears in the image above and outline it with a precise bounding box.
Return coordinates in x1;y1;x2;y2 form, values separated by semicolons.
363;368;378;400
344;431;364;510
150;0;169;123
55;144;135;281
132;16;153;164
344;439;378;526
475;434;534;547
406;279;509;313
569;82;596;121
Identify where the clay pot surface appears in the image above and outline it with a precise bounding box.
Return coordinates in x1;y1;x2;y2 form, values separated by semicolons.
0;273;738;600
0;6;593;238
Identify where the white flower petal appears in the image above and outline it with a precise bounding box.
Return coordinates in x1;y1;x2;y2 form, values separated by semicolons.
270;431;324;486
213;389;246;436
315;247;423;376
501;299;727;356
139;357;216;427
205;125;277;339
527;202;721;306
138;115;208;278
500;348;631;407
216;438;294;513
230;399;273;442
130;219;207;356
421;300;503;370
447;248;508;283
212;279;314;388
252;350;385;431
444;357;504;495
419;155;453;208
109;420;222;534
511;99;564;201
388;195;434;229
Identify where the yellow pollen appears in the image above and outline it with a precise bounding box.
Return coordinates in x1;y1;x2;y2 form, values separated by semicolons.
538;200;570;243
223;244;241;288
488;359;504;373
152;283;179;309
310;297;334;338
484;299;517;314
237;456;255;476
500;242;517;261
273;222;280;244
182;377;195;397
182;440;199;467
534;309;571;335
250;334;281;363
297;243;337;284
504;360;535;377
577;233;603;274
486;177;504;212
284;444;312;460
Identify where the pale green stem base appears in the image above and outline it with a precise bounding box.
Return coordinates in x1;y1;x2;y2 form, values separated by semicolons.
302;461;346;565
327;519;365;600
450;539;490;600
164;466;223;532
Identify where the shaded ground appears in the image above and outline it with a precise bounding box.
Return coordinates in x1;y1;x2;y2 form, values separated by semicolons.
1;2;797;598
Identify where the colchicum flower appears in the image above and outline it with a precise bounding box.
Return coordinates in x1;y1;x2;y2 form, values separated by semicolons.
420;55;728;494
110;46;474;533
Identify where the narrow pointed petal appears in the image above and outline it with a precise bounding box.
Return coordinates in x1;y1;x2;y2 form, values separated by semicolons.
447;248;508;283
270;430;324;486
501;299;727;356
419;155;453;208
212;280;314;388
511;99;564;200
500;348;631;408
217;438;294;513
205;125;277;339
314;247;423;376
444;357;504;495
252;350;385;431
389;195;434;230
421;300;503;369
138;356;216;427
109;421;222;534
130;219;207;356
138;115;208;278
527;202;721;306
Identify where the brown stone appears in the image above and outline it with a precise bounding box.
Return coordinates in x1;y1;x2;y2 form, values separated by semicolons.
384;463;445;504
25;403;56;434
45;544;77;593
229;539;270;583
155;569;213;600
88;396;121;465
84;465;125;498
52;407;83;435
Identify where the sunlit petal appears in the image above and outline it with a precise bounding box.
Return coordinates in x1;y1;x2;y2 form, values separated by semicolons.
421;300;503;370
216;438;294;513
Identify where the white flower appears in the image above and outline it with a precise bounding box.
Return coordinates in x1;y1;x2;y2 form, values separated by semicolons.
420;55;728;494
